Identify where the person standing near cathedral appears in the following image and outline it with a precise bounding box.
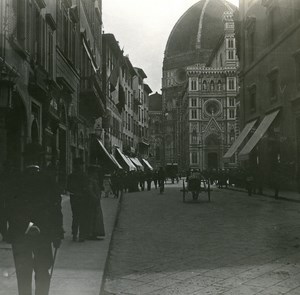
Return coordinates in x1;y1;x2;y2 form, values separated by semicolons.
6;143;64;295
67;157;89;242
158;167;166;194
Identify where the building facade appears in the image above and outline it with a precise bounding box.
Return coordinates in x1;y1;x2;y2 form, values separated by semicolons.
237;0;300;189
148;92;163;169
185;11;239;171
0;0;151;177
162;0;237;172
132;68;152;159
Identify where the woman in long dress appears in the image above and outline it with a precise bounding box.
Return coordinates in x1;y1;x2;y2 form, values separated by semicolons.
87;166;105;240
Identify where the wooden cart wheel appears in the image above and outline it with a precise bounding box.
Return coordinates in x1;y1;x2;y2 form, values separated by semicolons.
182;180;186;202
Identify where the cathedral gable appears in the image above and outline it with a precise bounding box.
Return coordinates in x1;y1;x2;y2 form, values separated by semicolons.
203;117;223;135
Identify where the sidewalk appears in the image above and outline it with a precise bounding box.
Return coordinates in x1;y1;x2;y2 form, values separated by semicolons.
225;185;300;202
0;195;121;295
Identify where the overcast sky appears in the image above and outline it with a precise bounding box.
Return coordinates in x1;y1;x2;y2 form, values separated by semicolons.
102;0;239;94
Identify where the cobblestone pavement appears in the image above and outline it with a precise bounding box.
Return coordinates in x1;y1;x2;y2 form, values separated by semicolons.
103;182;300;295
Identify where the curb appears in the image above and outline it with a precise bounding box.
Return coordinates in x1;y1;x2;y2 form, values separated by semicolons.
99;192;124;295
225;187;300;203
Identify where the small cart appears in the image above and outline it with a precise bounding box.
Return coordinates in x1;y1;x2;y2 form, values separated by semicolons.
182;171;211;202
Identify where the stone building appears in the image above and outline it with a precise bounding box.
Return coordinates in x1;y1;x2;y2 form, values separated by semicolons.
0;0;152;176
121;56;136;156
148;92;163;169
162;0;238;172
236;0;300;189
102;33;124;155
0;0;100;182
132;68;152;159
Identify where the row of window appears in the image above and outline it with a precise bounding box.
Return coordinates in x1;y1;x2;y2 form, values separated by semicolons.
123;111;148;137
247;54;300;112
190;97;235;107
189;109;235;119
189;78;236;91
123;135;134;149
14;0;56;75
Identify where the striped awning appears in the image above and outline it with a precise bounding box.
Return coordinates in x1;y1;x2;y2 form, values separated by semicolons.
239;110;280;160
130;157;144;171
142;158;153;170
115;148;136;171
223;120;257;160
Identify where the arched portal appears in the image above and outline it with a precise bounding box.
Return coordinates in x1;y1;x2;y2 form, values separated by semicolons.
205;133;220;170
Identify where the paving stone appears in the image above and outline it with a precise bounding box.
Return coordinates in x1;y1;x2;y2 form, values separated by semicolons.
103;184;300;294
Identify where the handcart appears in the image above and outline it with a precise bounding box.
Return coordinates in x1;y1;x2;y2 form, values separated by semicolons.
182;170;211;202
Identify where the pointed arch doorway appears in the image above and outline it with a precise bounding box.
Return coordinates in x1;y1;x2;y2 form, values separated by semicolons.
205;133;220;170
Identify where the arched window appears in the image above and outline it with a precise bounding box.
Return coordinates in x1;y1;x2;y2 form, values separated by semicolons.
210;80;215;91
217;80;222;91
31;120;39;144
71;127;77;145
192;129;197;144
202;80;207;91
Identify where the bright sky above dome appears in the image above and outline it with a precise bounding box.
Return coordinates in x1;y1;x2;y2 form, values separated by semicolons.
103;0;239;93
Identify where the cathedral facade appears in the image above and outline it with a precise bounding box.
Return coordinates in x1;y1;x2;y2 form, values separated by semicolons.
162;0;238;172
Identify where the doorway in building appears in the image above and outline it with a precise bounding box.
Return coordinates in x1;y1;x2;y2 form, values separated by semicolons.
208;152;218;169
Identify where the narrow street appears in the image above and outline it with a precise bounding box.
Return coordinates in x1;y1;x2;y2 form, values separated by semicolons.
103;181;300;295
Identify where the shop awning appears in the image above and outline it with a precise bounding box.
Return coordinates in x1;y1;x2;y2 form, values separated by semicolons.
96;139;120;169
130;157;144;171
223;119;257;160
142;158;153;170
110;153;123;170
238;110;280;160
125;155;137;171
115;148;136;171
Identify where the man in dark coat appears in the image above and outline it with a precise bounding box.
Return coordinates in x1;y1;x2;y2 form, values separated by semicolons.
158;167;166;194
67;157;89;242
6;143;64;295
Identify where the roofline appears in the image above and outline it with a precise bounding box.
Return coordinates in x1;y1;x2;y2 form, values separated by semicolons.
124;56;136;76
164;0;204;57
134;67;147;79
103;33;123;57
144;83;152;94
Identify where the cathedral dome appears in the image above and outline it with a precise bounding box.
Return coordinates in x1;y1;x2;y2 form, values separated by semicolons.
164;0;237;69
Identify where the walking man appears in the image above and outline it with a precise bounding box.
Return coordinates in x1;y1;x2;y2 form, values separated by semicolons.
6;143;64;295
158;167;166;194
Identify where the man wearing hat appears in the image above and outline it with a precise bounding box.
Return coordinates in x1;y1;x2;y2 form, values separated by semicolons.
6;142;64;295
